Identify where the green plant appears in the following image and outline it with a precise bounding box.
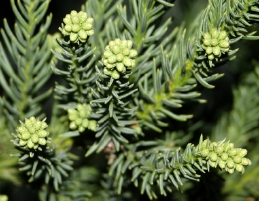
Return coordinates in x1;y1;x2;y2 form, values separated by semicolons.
1;0;259;200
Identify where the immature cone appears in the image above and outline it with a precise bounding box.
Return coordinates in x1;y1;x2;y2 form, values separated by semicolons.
59;10;94;43
200;139;251;174
16;117;49;150
102;38;138;79
68;103;97;132
202;28;230;60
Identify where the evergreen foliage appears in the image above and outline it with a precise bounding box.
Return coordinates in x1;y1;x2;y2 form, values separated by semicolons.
1;0;259;201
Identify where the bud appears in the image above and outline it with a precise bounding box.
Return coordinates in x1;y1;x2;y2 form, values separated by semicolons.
108;55;117;64
208;54;214;60
130;49;138;57
206;47;213;54
116;54;124;62
27;139;34;149
235;164;244;173
237;149;247;157
227;168;235;174
79;11;87;22
31;134;39;143
218;160;226;169
78;126;85;133
203;39;211;46
122;48;130;56
241;158;251;166
219;39;229;48
17;126;27;133
213;46;221;56
21;132;31;140
225;143;234;151
209;160;217;168
86;18;94;24
127;40;133;48
216;146;224;154
103;68;112;75
210;39;218;46
209;142;218;150
35;121;42;131
72;24;80;32
116;63;126;73
89;120;97;131
63;17;71;25
112;70;120;79
210;152;218;162
233;156;242;164
69;122;77;130
110;45;121;55
201;139;209;149
71;10;77;16
41;122;48;129
218;31;227;40
19;140;27;147
64;25;72;32
228;148;237;156
82;119;89;128
38;130;48;138
38;138;47;146
203;33;211;39
82;22;92;31
201;149;210;157
227;159;235;169
78;30;87;40
210;29;219;38
221;152;228;161
123;58;133;67
75;118;82;126
70;33;78;42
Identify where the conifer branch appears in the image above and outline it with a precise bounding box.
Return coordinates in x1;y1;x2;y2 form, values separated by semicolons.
0;0;53;130
108;135;251;199
114;2;205;133
86;38;139;155
52;10;96;105
191;0;259;88
11;117;74;192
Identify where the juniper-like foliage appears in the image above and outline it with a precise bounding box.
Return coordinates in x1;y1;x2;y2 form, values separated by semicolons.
1;0;259;201
0;0;53;130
